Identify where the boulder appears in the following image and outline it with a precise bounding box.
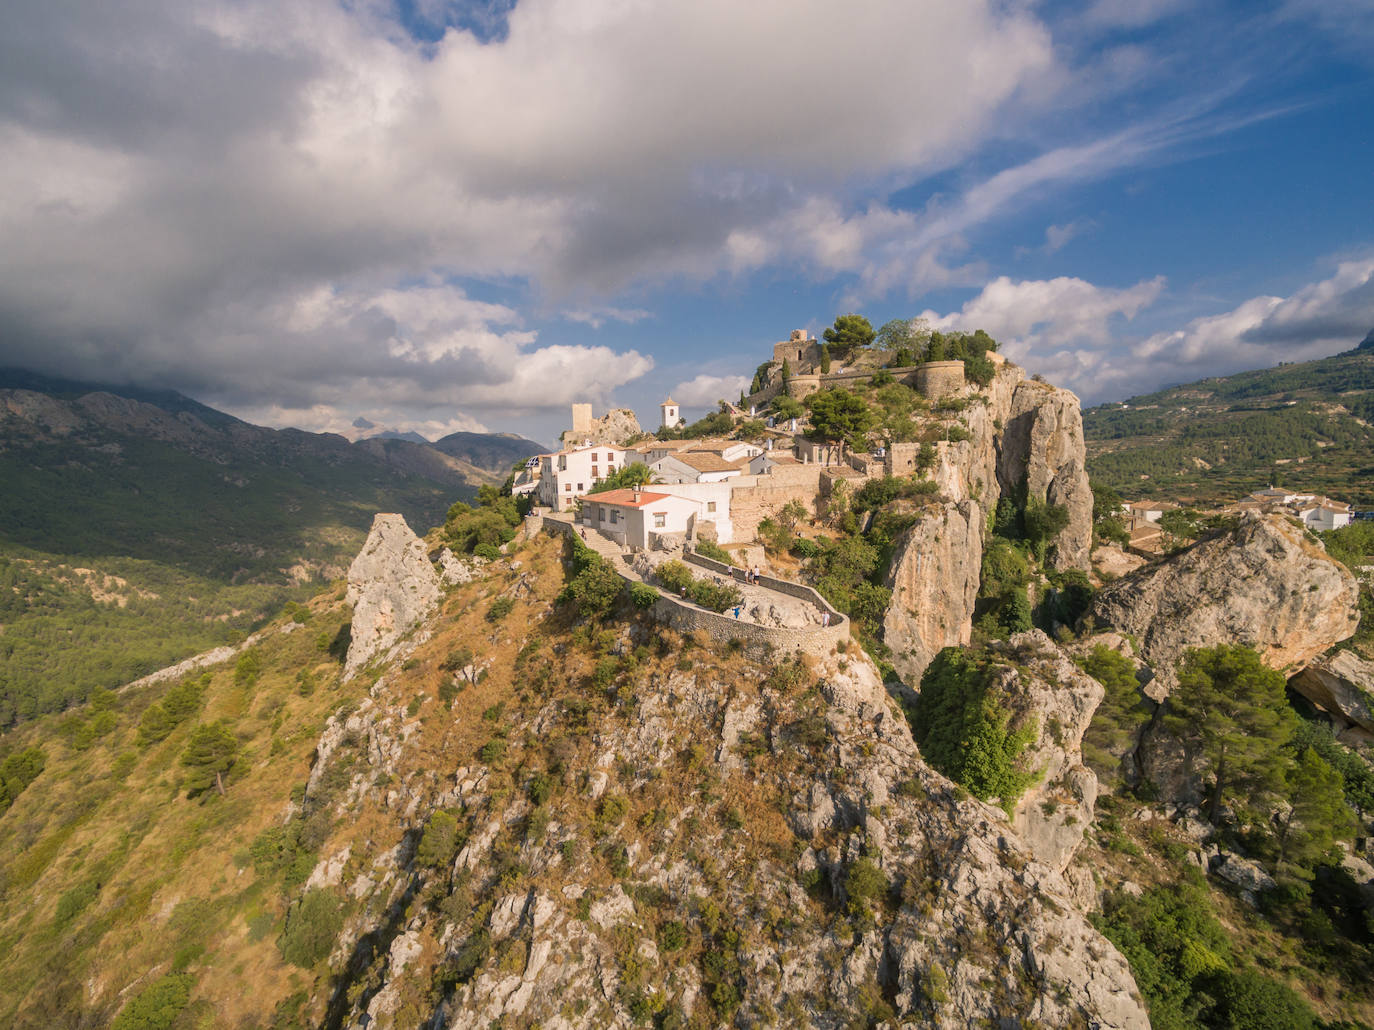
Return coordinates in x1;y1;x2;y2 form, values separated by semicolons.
882;500;983;684
1089;513;1360;698
344;514;442;679
1289;651;1374;739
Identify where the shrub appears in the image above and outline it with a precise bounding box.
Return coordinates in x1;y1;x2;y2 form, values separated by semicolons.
111;973;193;1030
473;542;502;560
486;596;516;622
911;648;1040;810
416;810;462;869
278;889;344;968
654;560;695;595
477;739;507;765
629;582;658;609
658;920;687;951
695;540;734;565
844;858;889;917
54;880;99;926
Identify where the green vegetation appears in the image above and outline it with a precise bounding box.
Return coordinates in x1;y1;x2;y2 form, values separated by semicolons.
1076;645;1149;786
442;483;528;555
180;721;240;798
0;745;45;812
557;536;626;620
589;461;655;493
910;648;1040;811
1083;344;1374;505
1321;520;1374;648
278;889;345;968
822;313;875;359
1094;880;1319;1030
110;972;194;1030
653;560;742;613
656;409;735;440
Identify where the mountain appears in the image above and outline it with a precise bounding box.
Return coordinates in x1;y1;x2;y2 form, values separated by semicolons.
0;370;521;724
1083;336;1374;506
431;429;547;471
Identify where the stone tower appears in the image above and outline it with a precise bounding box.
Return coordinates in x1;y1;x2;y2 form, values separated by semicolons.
571;403;593;436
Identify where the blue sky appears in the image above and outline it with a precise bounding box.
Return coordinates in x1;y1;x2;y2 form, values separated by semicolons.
1;0;1371;446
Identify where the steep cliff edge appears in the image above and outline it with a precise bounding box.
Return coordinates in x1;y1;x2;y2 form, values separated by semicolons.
1089;512;1360;698
344;513;442;679
881;364;1093;684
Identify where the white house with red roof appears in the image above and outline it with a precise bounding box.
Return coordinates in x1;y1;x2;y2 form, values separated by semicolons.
579;487;706;548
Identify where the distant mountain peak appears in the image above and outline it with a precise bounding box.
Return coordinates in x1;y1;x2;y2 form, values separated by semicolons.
1358;327;1374;351
352;416;376;429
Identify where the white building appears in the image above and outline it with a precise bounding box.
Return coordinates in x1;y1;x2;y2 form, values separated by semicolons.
648;451;744;484
1297;500;1353;533
689;439;763;463
537;444;628;512
748;452;800;476
580;488;704;549
660;397;682;429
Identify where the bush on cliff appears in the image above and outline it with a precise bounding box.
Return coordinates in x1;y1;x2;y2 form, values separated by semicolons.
911;648;1039;812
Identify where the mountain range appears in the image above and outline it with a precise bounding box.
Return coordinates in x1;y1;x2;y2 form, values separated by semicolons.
0;369;544;723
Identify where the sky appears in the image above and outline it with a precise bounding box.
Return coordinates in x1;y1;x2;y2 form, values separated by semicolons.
2;0;1372;447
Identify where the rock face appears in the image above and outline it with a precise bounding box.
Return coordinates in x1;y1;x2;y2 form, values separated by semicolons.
344;514;442;679
882;500;984;685
997;379;1094;572
560;407;642;447
1089;513;1360;698
312;576;1147;1028
881;363;1094;684
998;631;1104;875
1289;651;1374;743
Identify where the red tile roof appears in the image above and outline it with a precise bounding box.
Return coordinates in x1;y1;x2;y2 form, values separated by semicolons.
582;488;674;508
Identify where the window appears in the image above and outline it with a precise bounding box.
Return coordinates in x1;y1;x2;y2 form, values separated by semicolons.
607;465;615;475
653;513;666;529
706;501;716;513
564;483;571;492
592;466;598;478
610;510;619;524
591;453;599;462
558;455;567;470
577;483;584;492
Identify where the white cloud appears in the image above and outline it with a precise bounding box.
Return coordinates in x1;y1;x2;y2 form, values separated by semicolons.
921;260;1374;404
563;306;653;329
669;373;752;408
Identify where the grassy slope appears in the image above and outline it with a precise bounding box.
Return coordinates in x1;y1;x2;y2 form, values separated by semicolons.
1084;345;1374;506
0;533;816;1028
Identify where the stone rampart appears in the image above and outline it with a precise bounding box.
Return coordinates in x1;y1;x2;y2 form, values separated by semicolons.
916;361;966;401
539;516;848;658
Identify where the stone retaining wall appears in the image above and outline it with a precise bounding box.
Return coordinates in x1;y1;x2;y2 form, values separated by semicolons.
538;516;848;657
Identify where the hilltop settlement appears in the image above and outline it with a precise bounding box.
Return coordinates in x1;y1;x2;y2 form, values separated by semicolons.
2;317;1373;1030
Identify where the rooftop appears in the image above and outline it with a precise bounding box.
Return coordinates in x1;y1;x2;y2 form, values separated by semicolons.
582;488;675;509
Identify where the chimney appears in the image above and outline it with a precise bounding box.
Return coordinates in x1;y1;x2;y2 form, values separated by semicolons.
632;487;640;503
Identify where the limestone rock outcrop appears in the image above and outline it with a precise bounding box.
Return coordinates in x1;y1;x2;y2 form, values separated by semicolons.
344;514;442;679
882;499;984;685
997;631;1104;875
996;379;1094;571
1089;513;1359;698
316;593;1147;1028
1289;650;1374;743
560;407;641;447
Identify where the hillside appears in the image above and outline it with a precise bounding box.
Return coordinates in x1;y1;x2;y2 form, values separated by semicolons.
1083;335;1374;506
0;371;530;725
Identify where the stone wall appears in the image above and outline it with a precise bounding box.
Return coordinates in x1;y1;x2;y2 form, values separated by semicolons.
773;337;824;369
539;516;848;658
786;373;823;400
916;361;966;401
725;465;827;540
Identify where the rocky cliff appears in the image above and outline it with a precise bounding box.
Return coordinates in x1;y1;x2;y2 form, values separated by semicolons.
343;513;442;679
1289;650;1374;744
561;407;642;447
1089;513;1360;698
882;363;1093;684
307;533;1147;1029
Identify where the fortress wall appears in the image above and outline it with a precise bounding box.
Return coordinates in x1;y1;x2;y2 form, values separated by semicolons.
916;361;966;401
538;515;847;658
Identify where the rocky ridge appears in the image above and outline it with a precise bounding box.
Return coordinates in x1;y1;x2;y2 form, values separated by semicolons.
343;513;443;679
1289;650;1374;744
305;533;1147;1029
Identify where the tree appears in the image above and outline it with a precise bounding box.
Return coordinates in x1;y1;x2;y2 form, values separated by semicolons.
1158;508;1202;550
1162;646;1295;824
590;462;655;492
823;314;875;358
926;331;947;361
805;389;875;452
278;889;344;968
819;343;831;373
1273;747;1355;875
780;358;792;383
771;395;804;421
1022;496;1071;563
874;316;926;353
180;721;239;797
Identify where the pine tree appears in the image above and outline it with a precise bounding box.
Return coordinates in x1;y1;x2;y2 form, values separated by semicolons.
180;721;239;797
1162;646;1295;824
1274;748;1355;874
